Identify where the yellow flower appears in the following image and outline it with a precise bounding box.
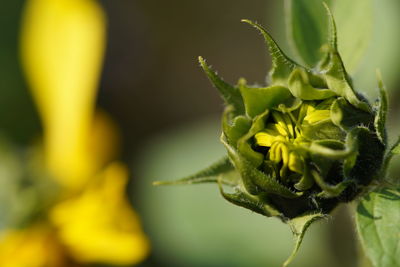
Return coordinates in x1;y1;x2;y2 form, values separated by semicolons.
20;0;106;189
0;0;150;265
50;163;150;265
0;224;69;267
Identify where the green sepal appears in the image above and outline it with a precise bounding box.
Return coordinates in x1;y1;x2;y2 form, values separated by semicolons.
318;4;370;113
293;163;314;191
238;78;292;118
302;119;345;141
153;156;237;186
304;127;381;189
320;49;370;112
345;127;385;185
218;184;281;217
311;169;352;198
288;68;336;100
331;97;373;131
274;97;302;113
236;109;270;167
198;56;245;114
307;137;357;198
223;111;252;148
283;213;326;267
306;128;374;173
392;137;400;155
307;139;353;160
381;136;400;178
241;19;299;86
342;127;369;176
222;134;300;198
374;70;388;145
323;2;337;50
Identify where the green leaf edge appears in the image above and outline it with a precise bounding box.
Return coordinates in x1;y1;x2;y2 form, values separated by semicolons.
241;19;299;86
153;156;236;186
374;70;388;145
198;56;245;115
283;212;327;267
355;187;400;267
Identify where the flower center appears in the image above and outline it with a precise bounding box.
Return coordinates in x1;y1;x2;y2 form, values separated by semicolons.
254;100;333;179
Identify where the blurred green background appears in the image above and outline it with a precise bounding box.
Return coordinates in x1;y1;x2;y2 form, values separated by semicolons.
1;0;400;266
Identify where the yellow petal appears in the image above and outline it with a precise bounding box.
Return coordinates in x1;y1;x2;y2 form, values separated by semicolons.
303;110;331;124
20;0;106;189
272;112;291;135
255;123;288;147
50;162;150;265
269;142;281;163
275;123;289;137
89;111;121;171
281;144;290;165
288;152;303;174
0;225;67;267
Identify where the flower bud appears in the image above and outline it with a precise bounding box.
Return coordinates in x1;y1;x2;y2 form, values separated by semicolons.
156;7;388;266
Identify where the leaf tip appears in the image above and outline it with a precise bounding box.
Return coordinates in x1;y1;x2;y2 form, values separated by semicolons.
375;69;385;89
322;2;337;50
240;19;263;32
198;56;207;70
198;55;205;64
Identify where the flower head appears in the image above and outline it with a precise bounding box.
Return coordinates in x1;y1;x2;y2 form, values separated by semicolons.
158;6;388;266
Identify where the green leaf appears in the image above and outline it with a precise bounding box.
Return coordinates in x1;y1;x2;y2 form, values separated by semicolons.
374;70;388;145
285;0;372;73
287;68;336;100
198;56;244;114
351;0;400;99
333;0;373;73
284;0;331;67
153;156;236;186
241;19;298;86
238;78;292;118
356;187;400;267
283;213;326;267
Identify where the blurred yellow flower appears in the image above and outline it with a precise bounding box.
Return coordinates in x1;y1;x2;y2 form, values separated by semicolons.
21;0;106;189
51;163;150;265
0;224;69;267
0;0;149;266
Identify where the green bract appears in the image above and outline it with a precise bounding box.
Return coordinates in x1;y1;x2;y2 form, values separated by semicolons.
156;6;388;266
